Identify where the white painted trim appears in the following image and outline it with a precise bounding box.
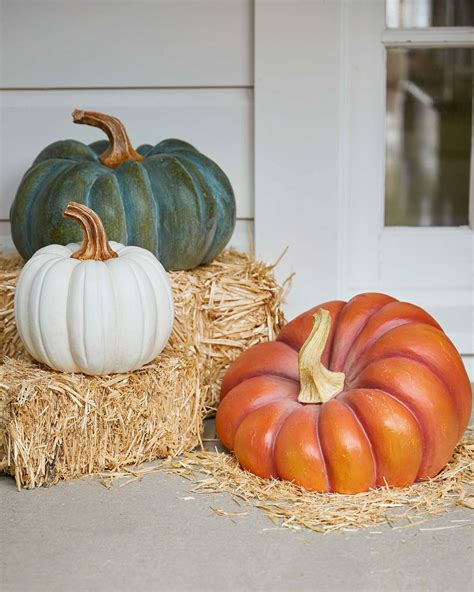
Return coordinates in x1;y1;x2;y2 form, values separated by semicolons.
382;27;474;47
382;227;473;235
336;0;350;303
254;0;344;319
335;1;473;354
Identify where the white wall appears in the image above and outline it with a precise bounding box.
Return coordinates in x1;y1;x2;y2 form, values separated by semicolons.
0;0;254;253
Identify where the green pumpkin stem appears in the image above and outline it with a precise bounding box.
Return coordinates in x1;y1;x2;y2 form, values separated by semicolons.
297;309;345;403
72;109;144;169
63;201;119;261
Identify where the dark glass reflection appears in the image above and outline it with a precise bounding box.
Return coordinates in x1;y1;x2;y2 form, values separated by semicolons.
385;47;472;226
386;0;473;28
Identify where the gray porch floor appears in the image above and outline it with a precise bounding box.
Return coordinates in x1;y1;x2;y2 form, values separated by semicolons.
1;418;473;592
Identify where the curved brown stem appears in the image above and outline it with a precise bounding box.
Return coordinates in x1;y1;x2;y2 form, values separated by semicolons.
63;201;119;261
297;309;345;403
72;109;144;169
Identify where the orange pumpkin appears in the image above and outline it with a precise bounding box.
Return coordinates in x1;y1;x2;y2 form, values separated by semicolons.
216;293;471;493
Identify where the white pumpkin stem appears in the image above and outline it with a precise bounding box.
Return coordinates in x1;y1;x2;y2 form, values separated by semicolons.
63;201;119;261
297;309;345;404
72;109;144;169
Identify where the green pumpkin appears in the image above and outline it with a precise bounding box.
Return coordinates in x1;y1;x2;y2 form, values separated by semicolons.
10;110;236;270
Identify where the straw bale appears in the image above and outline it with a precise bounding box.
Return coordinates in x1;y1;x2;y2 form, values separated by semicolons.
0;353;203;489
168;251;286;412
0;254;24;360
0;249;286;412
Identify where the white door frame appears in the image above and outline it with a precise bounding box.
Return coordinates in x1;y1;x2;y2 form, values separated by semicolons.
254;0;473;372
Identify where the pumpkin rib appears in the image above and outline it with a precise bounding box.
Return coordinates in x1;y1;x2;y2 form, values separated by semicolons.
64;257;78;370
272;406;332;491
41;255;82;371
348;333;469;437
216;376;299;451
233;399;299;479
335;398;378;488
171;154;218;261
15;254;60;361
354;386;426;478
341;389;423;488
30;163;103;253
353;357;459;479
317;397;377;493
115;161;159;255
136;143;154;157
350;350;453;407
32;139;100;167
342;302;442;376
313;406;331;491
119;258;147;368
120;247;174;357
149;139;200;157
227;372;300;392
329;293;397;372
33;256;67;367
88;173;129;246
220;341;299;398
172;151;236;264
270;405;304;471
13;160;76;258
142;155;212;269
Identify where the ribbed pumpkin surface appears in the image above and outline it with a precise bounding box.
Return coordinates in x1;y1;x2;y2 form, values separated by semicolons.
216;293;471;493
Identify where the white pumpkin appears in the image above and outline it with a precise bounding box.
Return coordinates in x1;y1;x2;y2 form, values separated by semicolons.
14;201;174;375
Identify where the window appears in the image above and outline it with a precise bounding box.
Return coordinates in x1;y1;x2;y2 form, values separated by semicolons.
385;47;472;226
383;1;473;227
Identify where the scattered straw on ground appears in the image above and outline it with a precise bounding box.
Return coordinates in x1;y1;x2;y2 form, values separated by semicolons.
0;353;204;490
93;427;473;533
0;249;286;413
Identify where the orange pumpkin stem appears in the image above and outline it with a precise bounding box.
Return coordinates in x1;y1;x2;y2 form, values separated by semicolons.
298;309;345;403
63;201;119;261
72;109;144;169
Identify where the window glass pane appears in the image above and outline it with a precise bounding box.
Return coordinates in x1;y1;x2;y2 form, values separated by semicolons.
385;47;472;227
386;0;473;28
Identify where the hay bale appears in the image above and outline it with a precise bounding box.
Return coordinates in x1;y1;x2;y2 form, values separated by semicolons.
0;353;203;489
169;253;286;412
0;249;286;412
0;254;24;360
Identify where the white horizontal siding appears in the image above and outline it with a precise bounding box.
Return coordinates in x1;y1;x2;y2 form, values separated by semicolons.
0;0;253;88
0;88;254;219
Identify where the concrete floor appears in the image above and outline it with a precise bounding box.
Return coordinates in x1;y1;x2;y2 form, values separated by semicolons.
1;418;473;592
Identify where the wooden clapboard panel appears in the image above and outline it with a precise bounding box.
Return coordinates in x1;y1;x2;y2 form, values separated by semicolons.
0;88;254;220
0;0;253;88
